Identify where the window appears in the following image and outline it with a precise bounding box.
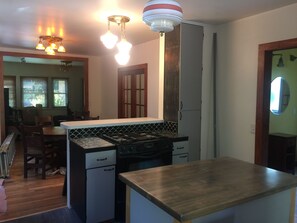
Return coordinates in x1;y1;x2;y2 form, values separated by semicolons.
4;76;16;108
53;79;68;107
22;77;47;107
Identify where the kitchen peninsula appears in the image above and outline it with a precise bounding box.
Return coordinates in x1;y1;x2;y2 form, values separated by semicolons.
61;117;177;209
119;157;297;223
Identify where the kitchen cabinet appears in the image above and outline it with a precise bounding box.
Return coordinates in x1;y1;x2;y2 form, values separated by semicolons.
268;133;296;174
70;138;116;223
172;140;189;164
164;22;203;161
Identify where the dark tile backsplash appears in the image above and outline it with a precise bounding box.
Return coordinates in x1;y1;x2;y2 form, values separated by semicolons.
69;121;177;139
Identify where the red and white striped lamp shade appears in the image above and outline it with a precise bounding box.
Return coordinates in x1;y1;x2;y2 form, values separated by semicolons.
143;0;183;34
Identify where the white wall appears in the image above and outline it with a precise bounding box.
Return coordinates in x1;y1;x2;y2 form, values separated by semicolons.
215;3;297;163
89;38;162;119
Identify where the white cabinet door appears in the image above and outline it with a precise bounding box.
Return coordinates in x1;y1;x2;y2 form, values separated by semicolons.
86;166;115;223
179;23;203;111
178;110;201;161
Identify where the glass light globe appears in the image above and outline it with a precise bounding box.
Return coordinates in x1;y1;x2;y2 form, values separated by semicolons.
115;52;130;65
100;31;118;49
116;38;132;53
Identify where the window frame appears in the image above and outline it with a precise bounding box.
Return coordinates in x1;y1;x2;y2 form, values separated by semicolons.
21;77;48;108
3;76;16;108
52;78;69;108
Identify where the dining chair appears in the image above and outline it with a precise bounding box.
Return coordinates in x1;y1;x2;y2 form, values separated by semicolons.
35;115;53;126
21;125;57;179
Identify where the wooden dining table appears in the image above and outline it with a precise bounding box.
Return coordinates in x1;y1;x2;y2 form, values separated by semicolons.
42;126;66;137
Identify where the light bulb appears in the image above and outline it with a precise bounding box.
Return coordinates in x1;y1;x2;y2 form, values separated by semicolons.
100;31;118;49
46;47;55;55
116;38;132;53
115;52;130;65
45;46;52;53
36;42;45;50
58;44;66;53
50;42;57;50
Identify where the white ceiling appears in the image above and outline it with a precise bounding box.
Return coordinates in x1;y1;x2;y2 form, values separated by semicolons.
1;0;297;57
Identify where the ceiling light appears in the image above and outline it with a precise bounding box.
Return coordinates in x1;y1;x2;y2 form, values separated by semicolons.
290;55;297;62
273;53;284;67
115;52;130;65
60;61;72;72
100;15;132;65
35;35;66;55
100;20;119;49
142;0;183;36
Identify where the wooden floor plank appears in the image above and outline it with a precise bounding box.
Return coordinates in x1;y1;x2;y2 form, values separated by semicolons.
0;140;66;222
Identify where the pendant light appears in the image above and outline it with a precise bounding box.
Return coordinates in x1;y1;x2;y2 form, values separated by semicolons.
100;15;132;65
142;0;183;36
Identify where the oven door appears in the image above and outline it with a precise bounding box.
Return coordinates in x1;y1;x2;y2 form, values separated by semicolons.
115;144;172;222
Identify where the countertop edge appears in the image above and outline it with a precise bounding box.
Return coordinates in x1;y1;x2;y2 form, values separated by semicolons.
60;117;163;129
119;174;183;221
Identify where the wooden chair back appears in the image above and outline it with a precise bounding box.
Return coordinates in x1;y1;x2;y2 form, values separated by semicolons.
21;125;55;179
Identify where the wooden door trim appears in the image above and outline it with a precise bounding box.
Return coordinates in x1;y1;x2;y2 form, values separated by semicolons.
0;51;89;141
255;38;297;166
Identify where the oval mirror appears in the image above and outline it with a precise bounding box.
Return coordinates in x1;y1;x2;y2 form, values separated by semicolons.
270;77;290;115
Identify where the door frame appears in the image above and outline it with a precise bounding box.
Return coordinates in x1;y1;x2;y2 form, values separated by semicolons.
118;63;148;118
0;51;89;141
255;38;297;166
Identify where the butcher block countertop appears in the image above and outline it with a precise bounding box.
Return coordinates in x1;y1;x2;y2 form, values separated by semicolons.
119;157;297;222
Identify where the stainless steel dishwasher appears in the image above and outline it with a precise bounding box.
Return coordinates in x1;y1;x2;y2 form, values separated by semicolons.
70;137;116;223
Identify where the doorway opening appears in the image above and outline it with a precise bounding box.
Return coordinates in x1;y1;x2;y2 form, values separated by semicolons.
118;64;148;118
255;38;297;166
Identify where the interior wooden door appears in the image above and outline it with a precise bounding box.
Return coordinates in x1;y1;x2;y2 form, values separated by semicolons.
118;64;147;118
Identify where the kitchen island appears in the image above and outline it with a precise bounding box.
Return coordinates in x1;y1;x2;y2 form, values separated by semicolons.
119;157;297;223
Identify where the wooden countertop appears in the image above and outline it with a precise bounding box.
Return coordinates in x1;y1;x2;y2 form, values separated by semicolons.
60;117;163;129
119;157;297;222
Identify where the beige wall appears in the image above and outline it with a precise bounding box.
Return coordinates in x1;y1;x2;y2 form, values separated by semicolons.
88;38;163;119
215;3;297;163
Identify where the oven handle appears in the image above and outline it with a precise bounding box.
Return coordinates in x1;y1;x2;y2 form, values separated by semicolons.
118;148;173;159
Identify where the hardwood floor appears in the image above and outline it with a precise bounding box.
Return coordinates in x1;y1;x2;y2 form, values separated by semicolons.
0;140;67;222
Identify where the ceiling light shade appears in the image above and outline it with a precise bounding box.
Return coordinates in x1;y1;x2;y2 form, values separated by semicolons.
115;52;130;65
100;30;119;49
35;35;66;55
36;38;45;50
60;61;72;72
58;43;66;52
116;38;132;53
290;55;297;61
142;0;183;35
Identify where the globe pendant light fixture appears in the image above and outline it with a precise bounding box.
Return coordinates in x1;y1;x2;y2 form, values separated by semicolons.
101;15;132;65
142;0;183;36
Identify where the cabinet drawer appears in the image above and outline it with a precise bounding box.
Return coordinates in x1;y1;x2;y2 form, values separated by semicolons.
85;150;116;169
173;141;189;155
172;153;189;164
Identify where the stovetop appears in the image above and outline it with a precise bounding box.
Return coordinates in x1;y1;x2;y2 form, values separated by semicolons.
101;132;163;144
